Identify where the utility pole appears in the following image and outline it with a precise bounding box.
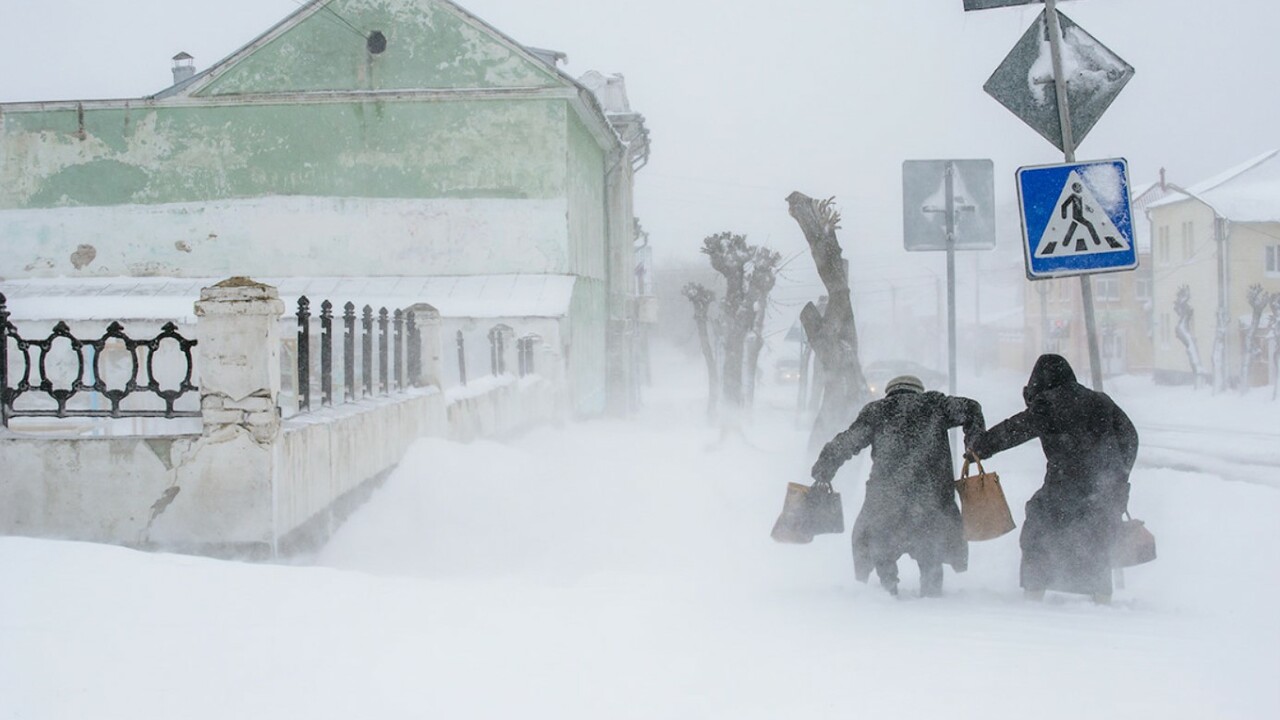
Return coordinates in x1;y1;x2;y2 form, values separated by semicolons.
1213;215;1230;393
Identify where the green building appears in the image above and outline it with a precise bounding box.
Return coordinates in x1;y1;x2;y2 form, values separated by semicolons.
0;0;650;416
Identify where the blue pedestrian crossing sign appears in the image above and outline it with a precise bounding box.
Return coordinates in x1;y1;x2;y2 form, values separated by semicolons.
1016;158;1138;279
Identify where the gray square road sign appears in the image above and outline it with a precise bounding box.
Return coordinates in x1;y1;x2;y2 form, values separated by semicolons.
902;159;996;252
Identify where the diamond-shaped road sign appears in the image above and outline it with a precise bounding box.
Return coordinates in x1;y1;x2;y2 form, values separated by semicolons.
963;0;1071;10
1016;158;1136;279
984;10;1134;152
902;159;995;252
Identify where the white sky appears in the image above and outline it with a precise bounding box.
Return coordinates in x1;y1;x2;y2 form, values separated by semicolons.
1;0;1277;316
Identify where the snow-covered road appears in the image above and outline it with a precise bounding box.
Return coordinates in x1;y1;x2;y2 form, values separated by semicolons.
3;347;1278;719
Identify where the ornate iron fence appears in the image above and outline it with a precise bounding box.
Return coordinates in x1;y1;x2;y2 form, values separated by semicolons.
294;296;423;414
0;292;199;427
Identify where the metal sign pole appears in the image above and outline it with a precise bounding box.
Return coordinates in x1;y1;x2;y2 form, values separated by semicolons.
945;161;958;398
1045;0;1104;391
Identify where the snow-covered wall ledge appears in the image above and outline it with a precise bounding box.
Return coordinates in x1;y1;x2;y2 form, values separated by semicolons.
0;279;564;557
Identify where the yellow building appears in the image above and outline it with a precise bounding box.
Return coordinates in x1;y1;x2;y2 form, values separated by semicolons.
1147;149;1280;389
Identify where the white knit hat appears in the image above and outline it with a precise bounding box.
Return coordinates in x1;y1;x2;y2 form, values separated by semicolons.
884;374;925;394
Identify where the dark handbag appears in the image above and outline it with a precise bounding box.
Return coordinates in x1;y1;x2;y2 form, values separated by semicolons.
1112;513;1157;567
771;482;845;544
955;458;1017;541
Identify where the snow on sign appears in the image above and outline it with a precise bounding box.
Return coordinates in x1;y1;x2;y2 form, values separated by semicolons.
1016;158;1137;279
963;0;1073;10
984;9;1134;152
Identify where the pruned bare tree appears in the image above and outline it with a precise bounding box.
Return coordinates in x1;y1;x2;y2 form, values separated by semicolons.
682;282;718;419
743;245;781;408
700;232;780;425
786;192;870;455
704;232;752;417
1268;294;1280;401
1174;284;1204;388
1239;284;1275;394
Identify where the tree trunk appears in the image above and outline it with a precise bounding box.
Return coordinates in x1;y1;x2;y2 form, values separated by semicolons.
744;328;763;408
696;317;719;419
786;192;869;456
1239;285;1272;394
1174;285;1204;388
683;283;719;420
743;253;779;409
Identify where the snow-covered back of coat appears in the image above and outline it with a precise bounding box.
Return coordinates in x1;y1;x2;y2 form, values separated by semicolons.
972;354;1138;492
970;354;1139;595
812;389;985;577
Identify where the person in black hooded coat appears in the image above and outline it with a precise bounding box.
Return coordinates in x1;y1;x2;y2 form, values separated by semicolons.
811;375;984;597
968;353;1138;602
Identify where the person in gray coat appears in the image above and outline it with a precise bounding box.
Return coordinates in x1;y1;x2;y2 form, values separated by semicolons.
811;375;985;597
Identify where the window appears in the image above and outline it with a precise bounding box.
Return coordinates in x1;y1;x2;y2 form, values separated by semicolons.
1135;277;1151;301
1094;277;1120;302
1267;245;1280;276
1160;312;1171;345
1158;226;1171;262
1181;221;1194;260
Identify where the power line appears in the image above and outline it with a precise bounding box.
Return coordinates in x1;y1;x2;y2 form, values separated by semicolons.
287;0;367;41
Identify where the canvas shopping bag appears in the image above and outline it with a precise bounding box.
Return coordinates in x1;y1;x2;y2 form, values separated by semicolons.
1111;513;1157;567
771;482;845;544
955;458;1016;541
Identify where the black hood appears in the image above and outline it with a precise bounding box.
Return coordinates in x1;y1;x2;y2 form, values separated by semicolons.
1023;353;1077;404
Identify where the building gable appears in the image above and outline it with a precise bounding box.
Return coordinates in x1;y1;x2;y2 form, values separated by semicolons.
184;0;566;97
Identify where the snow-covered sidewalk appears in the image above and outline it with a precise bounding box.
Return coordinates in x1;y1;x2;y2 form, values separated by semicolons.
3;348;1277;719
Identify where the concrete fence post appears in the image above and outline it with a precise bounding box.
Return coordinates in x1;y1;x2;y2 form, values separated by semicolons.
194;278;285;442
137;278;286;555
409;302;442;388
498;325;517;376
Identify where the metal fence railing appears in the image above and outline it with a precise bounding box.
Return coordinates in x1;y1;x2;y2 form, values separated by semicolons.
0;292;200;427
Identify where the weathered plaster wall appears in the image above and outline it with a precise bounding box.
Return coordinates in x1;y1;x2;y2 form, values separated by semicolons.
0;434;191;543
275;389;448;539
567;278;607;416
561;114;609;415
1;196;568;278
0;99;573;278
1;100;566;208
198;0;559;95
0;375;558;555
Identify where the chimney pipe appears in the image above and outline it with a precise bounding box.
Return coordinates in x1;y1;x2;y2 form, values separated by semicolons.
172;52;195;85
1159;167;1166;191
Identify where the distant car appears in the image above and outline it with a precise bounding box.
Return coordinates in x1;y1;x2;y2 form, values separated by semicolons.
863;360;947;397
774;357;802;383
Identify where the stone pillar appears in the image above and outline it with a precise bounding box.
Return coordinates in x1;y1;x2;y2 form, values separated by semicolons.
149;278;285;555
194;278;285;442
498;324;517;376
409;302;442;388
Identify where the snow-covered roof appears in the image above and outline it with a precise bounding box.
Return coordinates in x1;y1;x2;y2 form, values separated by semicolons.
1146;149;1280;221
0;275;576;323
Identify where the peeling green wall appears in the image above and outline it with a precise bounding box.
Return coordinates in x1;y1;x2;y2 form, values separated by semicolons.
1;100;566;209
565;108;606;281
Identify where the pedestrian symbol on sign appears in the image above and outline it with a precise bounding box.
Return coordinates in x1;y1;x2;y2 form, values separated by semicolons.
1033;170;1129;258
1016;158;1137;280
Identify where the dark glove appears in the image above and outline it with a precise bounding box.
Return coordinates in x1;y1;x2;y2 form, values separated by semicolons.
811;477;833;492
963;448;980;464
